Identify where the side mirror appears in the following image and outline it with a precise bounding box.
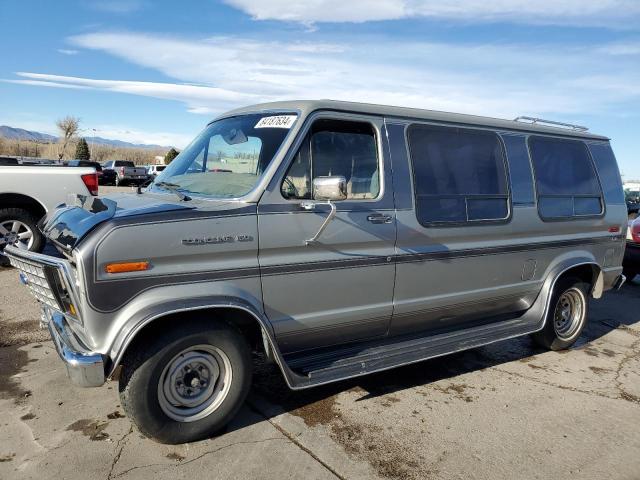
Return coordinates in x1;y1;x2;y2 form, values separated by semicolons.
313;176;347;202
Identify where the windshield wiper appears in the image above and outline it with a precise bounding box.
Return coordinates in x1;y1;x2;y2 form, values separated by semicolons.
154;181;192;201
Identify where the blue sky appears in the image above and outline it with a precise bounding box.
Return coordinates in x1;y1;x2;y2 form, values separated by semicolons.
1;0;639;178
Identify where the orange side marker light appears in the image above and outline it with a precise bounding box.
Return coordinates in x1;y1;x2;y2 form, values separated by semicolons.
105;261;150;274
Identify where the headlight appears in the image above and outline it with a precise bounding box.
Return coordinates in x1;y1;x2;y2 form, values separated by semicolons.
46;267;81;324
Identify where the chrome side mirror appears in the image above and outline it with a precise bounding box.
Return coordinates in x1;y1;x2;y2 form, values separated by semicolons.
312;176;347;201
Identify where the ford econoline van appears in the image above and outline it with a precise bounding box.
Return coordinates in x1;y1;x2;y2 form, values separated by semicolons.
6;100;627;444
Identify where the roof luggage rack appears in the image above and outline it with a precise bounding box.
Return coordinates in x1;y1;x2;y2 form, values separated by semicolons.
513;116;589;132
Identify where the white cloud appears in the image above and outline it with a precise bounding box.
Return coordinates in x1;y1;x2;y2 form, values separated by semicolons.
59;32;640;118
10;72;262;114
7;31;639;132
223;0;640;27
224;0;406;24
57;49;79;55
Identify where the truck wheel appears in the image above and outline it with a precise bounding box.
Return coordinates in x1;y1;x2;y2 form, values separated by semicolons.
0;208;45;254
532;276;589;351
119;318;252;444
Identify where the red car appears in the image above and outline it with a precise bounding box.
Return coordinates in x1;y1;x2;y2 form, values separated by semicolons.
624;217;640;281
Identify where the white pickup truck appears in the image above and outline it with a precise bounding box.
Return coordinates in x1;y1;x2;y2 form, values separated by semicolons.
0;165;97;261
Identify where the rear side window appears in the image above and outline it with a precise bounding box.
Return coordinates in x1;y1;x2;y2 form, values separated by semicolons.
408;124;509;225
114;161;136;167
528;136;603;219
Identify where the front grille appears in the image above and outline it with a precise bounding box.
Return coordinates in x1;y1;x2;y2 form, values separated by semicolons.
8;255;61;311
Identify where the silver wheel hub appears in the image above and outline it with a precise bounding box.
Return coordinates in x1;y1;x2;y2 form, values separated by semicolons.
158;345;232;423
553;288;585;340
0;220;34;251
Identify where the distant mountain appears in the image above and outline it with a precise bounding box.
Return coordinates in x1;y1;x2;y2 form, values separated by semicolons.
0;125;168;150
0;125;57;143
83;136;166;150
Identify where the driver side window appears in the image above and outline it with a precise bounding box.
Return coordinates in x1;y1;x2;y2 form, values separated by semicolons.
281;119;380;200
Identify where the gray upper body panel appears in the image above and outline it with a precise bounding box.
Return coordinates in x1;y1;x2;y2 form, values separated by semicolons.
218;100;610;141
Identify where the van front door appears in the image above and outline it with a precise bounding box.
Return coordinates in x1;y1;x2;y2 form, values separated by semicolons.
258;114;397;354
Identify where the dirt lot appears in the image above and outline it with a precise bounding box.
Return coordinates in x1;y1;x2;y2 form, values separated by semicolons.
1;242;639;479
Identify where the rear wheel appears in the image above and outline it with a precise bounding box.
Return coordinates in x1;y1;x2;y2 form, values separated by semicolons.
119;318;252;444
532;276;589;350
0;208;45;255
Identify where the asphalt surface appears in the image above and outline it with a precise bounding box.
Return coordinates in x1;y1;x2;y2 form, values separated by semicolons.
1;191;639;479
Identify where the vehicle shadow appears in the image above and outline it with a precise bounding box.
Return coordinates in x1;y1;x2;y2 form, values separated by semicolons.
228;280;640;433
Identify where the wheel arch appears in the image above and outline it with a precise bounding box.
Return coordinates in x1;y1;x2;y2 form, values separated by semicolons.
555;262;603;298
534;257;602;332
107;299;302;389
0;192;48;220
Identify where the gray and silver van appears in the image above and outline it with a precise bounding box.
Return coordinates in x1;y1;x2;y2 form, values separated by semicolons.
5;100;627;444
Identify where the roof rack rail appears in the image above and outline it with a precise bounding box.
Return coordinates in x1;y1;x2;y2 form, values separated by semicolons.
513;116;589;132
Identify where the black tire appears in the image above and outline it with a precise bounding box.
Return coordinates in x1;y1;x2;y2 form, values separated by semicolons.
119;318;252;444
532;276;589;350
0;207;46;254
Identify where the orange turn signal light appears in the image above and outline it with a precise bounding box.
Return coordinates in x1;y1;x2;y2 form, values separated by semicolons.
105;261;150;274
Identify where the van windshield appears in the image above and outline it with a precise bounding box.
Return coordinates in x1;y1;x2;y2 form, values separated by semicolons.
151;113;297;198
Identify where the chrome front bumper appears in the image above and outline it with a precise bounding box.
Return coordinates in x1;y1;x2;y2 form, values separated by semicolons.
43;307;106;387
3;245;106;388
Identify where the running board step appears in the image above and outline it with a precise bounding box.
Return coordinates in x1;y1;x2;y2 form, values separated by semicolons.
285;313;543;389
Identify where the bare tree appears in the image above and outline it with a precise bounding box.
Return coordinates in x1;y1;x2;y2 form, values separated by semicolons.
56;116;80;161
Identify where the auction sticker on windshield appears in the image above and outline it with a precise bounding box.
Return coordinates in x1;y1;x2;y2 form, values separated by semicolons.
255;115;297;129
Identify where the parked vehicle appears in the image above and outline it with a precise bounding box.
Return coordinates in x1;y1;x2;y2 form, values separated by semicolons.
626;190;639;218
623;217;640;280
146;164;166;178
0;164;97;262
66;160;116;186
0;156;19;166
5;100;627;444
103;160;148;186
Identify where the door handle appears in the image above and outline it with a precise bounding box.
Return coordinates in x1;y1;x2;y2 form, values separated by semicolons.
367;213;392;224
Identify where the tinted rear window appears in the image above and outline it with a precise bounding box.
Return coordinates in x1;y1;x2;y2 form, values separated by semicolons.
529;136;603;219
408;124;509;224
114;161;136;167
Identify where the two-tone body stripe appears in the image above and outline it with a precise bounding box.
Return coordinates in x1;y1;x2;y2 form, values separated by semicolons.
86;233;621;312
96;234;621;283
394;235;622;265
262;234;622;276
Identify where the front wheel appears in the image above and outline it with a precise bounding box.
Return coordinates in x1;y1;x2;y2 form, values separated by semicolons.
532;276;589;350
119;318;252;444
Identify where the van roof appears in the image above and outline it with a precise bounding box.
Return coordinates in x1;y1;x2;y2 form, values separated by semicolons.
218;100;609;141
